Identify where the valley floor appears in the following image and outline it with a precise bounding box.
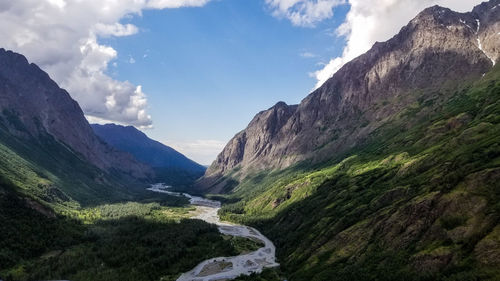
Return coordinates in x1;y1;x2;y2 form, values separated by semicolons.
0;182;264;281
148;183;279;281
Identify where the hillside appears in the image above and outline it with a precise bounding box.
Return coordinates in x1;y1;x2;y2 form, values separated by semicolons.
0;48;157;207
202;1;500;280
0;49;152;180
219;65;500;280
92;123;206;185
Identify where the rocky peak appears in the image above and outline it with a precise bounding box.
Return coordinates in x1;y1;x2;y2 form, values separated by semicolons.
202;102;297;192
248;101;298;137
198;0;500;192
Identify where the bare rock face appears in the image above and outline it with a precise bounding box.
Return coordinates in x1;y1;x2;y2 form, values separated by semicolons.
199;0;500;191
0;48;152;179
202;101;297;192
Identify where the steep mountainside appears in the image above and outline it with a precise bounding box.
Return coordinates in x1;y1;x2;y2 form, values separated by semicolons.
200;0;500;193
0;48;152;180
0;48;153;206
92;123;206;185
220;65;500;280
202;1;500;280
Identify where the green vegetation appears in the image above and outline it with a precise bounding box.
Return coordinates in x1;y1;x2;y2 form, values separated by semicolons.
0;120;147;210
216;66;500;280
0;178;263;281
154;166;206;187
0;178;85;272
224;236;265;254
3;218;236;281
0;92;268;281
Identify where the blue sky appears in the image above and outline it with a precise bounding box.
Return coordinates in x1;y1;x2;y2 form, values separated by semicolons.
102;1;350;164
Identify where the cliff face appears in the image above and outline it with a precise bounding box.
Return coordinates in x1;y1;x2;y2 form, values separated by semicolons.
0;48;152;179
202;102;298;191
199;0;500;192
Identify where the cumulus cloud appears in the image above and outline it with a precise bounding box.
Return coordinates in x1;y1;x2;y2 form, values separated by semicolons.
312;0;485;89
0;0;212;127
164;139;227;165
266;0;345;27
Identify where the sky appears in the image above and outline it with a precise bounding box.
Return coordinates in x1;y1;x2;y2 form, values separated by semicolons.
0;0;484;165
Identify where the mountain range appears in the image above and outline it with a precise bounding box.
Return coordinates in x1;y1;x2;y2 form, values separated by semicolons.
0;1;500;280
0;47;204;208
0;46;214;280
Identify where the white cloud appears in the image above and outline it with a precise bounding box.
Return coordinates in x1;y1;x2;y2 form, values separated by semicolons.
0;0;212;127
312;0;485;89
147;0;211;9
164;139;227;165
300;51;317;58
94;23;139;37
266;0;345;27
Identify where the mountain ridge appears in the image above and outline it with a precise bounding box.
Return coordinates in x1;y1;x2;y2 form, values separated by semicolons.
0;48;152;180
199;0;500;193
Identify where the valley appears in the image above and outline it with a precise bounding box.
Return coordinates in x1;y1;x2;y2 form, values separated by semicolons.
147;183;279;281
1;1;500;281
0;181;263;281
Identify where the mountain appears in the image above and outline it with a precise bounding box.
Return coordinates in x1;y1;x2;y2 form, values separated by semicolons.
92;123;206;185
199;1;499;193
201;1;500;280
0;48;152;206
0;49;246;281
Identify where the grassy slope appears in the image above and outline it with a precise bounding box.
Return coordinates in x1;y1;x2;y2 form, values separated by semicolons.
217;66;500;280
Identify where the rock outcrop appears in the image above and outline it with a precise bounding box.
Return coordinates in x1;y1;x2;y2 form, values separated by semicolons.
199;0;500;192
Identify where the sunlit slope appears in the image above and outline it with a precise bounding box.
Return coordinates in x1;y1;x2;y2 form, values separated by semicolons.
218;62;500;280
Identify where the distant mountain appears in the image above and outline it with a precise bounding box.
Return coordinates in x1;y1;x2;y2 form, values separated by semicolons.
199;0;500;192
92;123;206;185
0;48;152;206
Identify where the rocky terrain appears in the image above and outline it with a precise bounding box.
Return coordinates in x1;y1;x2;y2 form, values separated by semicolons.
200;0;500;193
